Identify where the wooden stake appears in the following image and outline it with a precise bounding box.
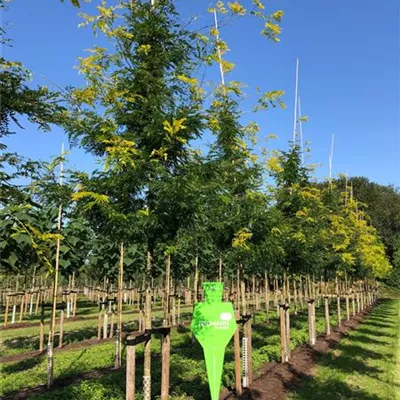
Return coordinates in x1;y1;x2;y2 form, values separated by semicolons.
97;309;102;340
279;304;287;363
285;305;291;360
218;254;223;282
308;300;316;346
58;309;64;348
161;330;171;400
194;255;199;304
245;318;253;384
19;295;25;322
117;241;124;368
143;251;152;400
233;311;242;395
4;296;9;326
126;344;136;400
324;296;331;336
39;304;45;352
164;254;171;325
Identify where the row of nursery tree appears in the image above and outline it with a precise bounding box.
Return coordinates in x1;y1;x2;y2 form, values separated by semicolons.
1;0;398;289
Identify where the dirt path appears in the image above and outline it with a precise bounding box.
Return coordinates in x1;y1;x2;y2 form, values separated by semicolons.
220;308;371;400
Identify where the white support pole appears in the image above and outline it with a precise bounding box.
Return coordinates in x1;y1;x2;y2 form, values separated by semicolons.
329;134;335;188
213;9;226;92
298;95;304;164
292;58;299;146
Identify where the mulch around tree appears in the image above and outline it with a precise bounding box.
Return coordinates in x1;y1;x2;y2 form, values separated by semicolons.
220;308;371;400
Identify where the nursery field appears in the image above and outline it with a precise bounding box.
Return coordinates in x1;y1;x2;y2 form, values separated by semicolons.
2;293;396;400
2;0;400;400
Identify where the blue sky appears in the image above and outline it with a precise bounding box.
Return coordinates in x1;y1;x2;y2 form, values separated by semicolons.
2;0;400;186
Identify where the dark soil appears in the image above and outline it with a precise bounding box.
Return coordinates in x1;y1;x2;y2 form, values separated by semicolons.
0;337;115;364
220;309;371;400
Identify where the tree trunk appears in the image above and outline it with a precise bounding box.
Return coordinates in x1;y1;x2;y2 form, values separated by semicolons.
164;254;171;326
143;250;152;400
218;253;223;282
115;241;124;368
194;255;199;304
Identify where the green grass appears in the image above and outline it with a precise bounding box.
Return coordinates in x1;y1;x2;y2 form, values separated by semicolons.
288;298;400;400
0;299;347;399
0;302;192;357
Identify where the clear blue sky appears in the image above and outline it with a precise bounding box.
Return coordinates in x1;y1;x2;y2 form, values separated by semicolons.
2;0;400;186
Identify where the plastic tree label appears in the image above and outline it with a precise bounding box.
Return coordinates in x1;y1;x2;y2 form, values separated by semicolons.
191;282;237;400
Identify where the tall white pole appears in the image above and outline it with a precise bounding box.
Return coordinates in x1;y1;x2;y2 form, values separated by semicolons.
298;95;304;164
329;134;335;188
292;58;299;146
213;9;226;91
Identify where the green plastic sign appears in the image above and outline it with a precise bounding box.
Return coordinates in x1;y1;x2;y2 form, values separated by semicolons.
191;282;237;400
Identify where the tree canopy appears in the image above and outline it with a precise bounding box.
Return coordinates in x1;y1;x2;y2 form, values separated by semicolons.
0;0;394;289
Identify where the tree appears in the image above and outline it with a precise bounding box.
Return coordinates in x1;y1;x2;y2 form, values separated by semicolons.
323;176;400;285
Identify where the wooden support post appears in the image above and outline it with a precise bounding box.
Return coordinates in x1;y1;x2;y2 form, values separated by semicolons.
73;293;77;317
308;299;316;346
164;254;171;325
39;304;45;352
279;304;288;363
11;303;16;324
103;311;108;339
324;296;331;336
337;295;341;327
35;291;41;314
4;296;9;327
58;308;64;348
345;294;350;321
114;329;120;369
161;330;171;400
98;309;102;340
29;292;34;315
233;311;242;396
352;292;356;316
264;271;270;322
177;298;181;324
285;305;291;360
126;344;136;400
143;284;152;400
110;308;115;338
194;256;199;304
246;318;253;385
299;277;304;311
66;295;70;319
139;309;144;331
19;295;24;322
361;291;364;311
